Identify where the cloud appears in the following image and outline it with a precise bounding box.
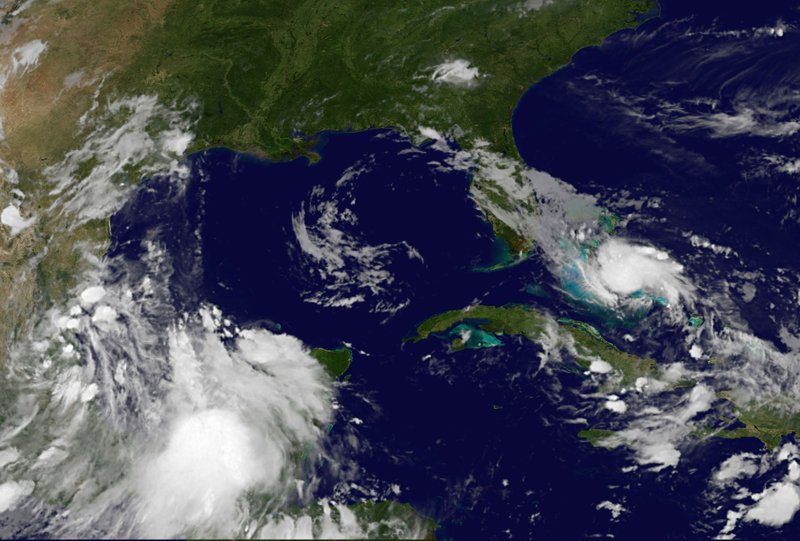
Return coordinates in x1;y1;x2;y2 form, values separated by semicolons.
596;500;626;520
418;126;444;141
0;227;336;537
79;285;106;306
589;359;613;374
666;86;800;140
291;161;422;312
605;395;627;414
0;447;20;469
45;95;195;225
431;59;481;86
10;39;46;75
119;307;336;537
594;240;689;304
431;138;549;252
712;443;800;536
566;238;695;314
0;480;34;513
671;107;800;138
608;384;715;472
258;501;431;539
0;204;35;235
760;153;800;176
745;482;800;527
714;453;760;484
426;135;695;321
516;0;554;13
135;408;281;537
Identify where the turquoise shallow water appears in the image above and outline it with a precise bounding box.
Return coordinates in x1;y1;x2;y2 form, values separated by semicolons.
94;0;800;538
449;324;504;349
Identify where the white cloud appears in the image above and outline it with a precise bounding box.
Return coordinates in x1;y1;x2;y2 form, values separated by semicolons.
79;383;98;403
45;95;195;225
570;238;694;311
608;384;715;472
516;0;553;13
135;408;280;537
35;445;68;468
11;39;46;75
596;500;625;520
704;326;800;407
257;501;431;540
589;359;613;374
0;480;34;513
0;222;341;537
780;160;800;174
91;305;117;324
632;437;680;471
71;306;332;537
63;70;84;89
717;509;743;539
688;234;734;257
713;443;800;537
418;126;444;141
679;384;716;421
789;461;800;482
605;399;628;414
446;141;541;251
745;482;800;527
423;136;604;262
0;204;35;235
714;453;760;484
291;162;422;312
431;59;481;86
79;285;106;305
670;99;800;139
160;128;193;155
0;447;20;469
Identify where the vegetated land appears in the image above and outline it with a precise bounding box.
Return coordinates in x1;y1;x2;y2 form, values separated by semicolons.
108;0;653;254
0;0;175;362
0;0;654;365
309;346;352;379
410;304;798;454
0;2;654;532
111;0;655;159
410;304;656;386
712;394;800;450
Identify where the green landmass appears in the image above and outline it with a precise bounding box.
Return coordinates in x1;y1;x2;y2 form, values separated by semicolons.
577;428;616;446
0;0;658;360
104;0;655;253
350;501;437;540
194;499;436;540
558;318;656;386
310;346;353;379
410;304;656;385
711;394;800;450
110;0;655;160
410;304;548;343
0;0;658;532
581;392;800;451
267;500;436;540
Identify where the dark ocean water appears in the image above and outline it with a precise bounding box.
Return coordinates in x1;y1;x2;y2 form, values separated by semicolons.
192;134;519;349
107;0;800;538
513;0;800;349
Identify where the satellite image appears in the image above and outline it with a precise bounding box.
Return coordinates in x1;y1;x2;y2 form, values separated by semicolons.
0;0;799;539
